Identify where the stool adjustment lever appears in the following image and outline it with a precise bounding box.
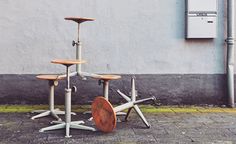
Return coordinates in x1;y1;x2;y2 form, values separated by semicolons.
72;86;77;93
72;40;79;47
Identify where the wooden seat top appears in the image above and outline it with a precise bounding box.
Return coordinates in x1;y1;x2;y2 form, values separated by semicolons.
92;74;121;81
92;96;116;133
64;17;95;23
36;74;65;81
51;59;86;65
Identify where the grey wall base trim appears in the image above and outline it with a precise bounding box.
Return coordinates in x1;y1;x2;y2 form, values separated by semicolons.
0;74;231;106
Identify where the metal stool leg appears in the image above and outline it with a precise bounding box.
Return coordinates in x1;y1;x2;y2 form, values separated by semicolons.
103;80;109;100
31;111;51;120
31;80;65;120
51;111;62;121
133;105;150;128
39;123;65;132
65;88;72;137
124;108;132;121
31;110;47;113
70;124;96;131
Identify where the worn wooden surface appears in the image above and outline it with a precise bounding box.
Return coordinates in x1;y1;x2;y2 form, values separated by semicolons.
92;74;121;81
64;17;95;23
92;96;116;133
36;75;65;80
51;59;86;65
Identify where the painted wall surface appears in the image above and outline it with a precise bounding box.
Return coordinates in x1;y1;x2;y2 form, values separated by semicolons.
0;0;234;75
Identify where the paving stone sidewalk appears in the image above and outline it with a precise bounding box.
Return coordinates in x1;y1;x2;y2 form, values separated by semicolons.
1;111;236;144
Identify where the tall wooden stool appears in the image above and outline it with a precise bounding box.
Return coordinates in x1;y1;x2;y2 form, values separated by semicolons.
39;59;96;138
65;17;95;75
31;75;69;121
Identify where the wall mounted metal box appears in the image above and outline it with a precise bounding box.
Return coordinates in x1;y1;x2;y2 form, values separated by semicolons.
186;0;218;38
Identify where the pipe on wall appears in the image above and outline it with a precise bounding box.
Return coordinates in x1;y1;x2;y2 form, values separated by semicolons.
226;0;235;107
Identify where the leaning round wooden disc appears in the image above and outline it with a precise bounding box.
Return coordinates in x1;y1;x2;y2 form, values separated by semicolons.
92;97;116;133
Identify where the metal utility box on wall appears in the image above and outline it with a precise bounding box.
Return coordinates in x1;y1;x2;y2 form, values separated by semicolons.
186;0;218;38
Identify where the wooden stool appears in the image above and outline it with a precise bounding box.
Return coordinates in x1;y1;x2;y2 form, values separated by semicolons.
92;78;156;132
85;75;122;118
65;17;95;74
87;74;125;120
92;75;121;100
39;59;96;138
31;75;70;121
92;97;116;133
92;95;155;133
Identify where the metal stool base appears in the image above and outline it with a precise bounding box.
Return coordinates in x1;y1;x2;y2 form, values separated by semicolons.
39;121;96;138
31;108;76;120
117;91;151;128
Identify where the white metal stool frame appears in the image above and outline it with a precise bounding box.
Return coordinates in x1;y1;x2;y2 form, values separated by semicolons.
39;60;96;138
31;76;69;121
63;17;100;79
63;18;123;102
92;77;156;132
60;17;153;130
116;77;154;127
98;77;127;116
86;75;125;119
64;17;124;109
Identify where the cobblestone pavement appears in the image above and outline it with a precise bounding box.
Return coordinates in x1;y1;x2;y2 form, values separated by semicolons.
1;111;236;144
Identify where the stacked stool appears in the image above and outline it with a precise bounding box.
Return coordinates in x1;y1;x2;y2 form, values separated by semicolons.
65;17;124;116
33;17;98;138
33;16;155;137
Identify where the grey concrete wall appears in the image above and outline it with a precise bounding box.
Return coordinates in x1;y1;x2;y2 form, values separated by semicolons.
0;74;228;105
0;0;234;74
0;0;235;106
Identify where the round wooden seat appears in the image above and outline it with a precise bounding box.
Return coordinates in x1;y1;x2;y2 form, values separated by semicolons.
36;74;65;81
64;17;95;23
92;97;116;133
92;74;121;81
51;59;86;65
